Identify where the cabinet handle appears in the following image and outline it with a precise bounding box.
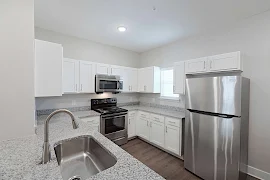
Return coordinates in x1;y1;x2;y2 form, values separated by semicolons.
210;60;212;69
166;126;168;133
173;85;175;92
129;86;131;91
204;61;206;69
75;84;77;91
129;118;130;124
81;84;82;91
131;86;132;91
168;121;176;124
107;68;109;74
111;68;112;75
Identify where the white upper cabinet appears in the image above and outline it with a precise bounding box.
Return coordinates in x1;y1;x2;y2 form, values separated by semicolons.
35;39;63;97
96;63;110;75
138;66;160;93
184;51;242;75
79;61;96;93
63;58;96;93
63;58;79;93
111;65;123;76
173;61;185;94
185;57;208;74
208;51;242;72
123;67;138;92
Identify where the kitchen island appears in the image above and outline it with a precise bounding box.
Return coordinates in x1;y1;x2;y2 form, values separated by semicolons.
0;111;164;180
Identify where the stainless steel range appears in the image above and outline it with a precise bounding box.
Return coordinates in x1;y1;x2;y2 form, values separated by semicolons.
91;98;128;145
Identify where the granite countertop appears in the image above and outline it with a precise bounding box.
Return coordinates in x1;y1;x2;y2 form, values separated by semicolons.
121;105;185;119
0;113;164;180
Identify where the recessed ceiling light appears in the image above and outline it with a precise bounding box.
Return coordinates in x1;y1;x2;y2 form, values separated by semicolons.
118;26;126;32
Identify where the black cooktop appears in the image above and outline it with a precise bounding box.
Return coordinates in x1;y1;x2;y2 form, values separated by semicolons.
91;98;128;115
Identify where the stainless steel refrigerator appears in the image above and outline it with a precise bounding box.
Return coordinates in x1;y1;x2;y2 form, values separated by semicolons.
184;75;250;180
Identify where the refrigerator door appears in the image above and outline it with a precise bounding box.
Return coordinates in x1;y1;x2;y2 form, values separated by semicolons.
186;76;241;116
184;110;241;180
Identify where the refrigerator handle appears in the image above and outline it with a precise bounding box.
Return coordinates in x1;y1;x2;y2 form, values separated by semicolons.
187;109;238;118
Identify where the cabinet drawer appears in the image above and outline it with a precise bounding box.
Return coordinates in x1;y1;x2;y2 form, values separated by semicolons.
80;116;100;124
150;114;164;124
128;111;137;117
138;111;149;119
165;117;181;127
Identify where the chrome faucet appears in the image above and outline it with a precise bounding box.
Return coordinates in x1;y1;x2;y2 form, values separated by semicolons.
42;109;79;164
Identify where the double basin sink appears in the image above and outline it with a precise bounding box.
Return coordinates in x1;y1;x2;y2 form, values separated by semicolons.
53;136;117;180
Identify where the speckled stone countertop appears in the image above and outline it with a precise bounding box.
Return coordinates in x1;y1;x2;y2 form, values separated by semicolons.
121;105;185;119
0;113;164;180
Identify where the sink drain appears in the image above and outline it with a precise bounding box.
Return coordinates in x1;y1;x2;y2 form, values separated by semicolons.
68;175;81;180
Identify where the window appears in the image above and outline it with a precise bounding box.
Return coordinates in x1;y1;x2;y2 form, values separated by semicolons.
160;68;179;99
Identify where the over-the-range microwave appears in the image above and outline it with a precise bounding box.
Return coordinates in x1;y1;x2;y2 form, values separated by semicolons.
95;74;123;94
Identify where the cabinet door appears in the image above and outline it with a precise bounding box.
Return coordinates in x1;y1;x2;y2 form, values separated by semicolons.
122;68;131;92
185;57;208;74
138;69;146;92
173;61;185;94
128;116;136;138
111;65;123;76
63;58;79;93
96;63;110;75
35;39;63;97
79;61;95;93
130;68;138;92
165;125;180;155
144;67;154;92
150;120;165;148
208;51;242;72
137;118;149;140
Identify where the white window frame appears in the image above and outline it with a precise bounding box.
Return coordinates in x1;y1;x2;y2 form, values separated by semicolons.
160;67;179;101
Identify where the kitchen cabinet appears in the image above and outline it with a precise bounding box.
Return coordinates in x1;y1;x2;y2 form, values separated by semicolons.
63;58;96;93
80;116;100;132
136;111;150;140
165;117;182;156
149;114;165;148
123;68;138;92
138;66;160;93
184;51;242;75
111;65;123;76
79;61;96;93
35;39;63;97
208;51;242;72
173;61;185;94
63;58;79;93
128;111;137;138
185;57;208;74
96;63;110;75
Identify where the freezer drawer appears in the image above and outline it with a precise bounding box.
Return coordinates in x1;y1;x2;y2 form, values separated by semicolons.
185;76;242;116
184;110;241;180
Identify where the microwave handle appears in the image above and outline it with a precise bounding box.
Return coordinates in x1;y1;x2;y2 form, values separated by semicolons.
117;81;120;89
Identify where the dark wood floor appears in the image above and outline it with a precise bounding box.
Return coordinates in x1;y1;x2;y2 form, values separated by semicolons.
121;138;258;180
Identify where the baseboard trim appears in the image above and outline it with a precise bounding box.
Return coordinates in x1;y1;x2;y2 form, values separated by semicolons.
245;165;270;180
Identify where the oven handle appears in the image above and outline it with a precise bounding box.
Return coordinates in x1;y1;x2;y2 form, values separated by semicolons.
102;114;127;119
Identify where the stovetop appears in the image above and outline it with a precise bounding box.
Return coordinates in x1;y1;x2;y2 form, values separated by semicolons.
93;107;128;115
91;98;127;115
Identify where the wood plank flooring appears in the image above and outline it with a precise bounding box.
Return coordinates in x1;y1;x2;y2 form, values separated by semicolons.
121;138;258;180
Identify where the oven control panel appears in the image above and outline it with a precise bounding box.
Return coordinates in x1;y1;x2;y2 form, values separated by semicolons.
91;98;117;106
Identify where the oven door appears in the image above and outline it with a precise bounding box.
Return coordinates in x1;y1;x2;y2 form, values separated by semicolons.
100;113;127;140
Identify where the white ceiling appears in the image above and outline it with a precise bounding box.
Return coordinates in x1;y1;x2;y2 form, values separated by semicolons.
35;0;270;52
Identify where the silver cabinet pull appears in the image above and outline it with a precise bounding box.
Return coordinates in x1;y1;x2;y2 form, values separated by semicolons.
210;60;212;69
204;61;206;69
166;126;168;133
111;68;112;75
131;86;132;91
107;68;108;74
75;84;77;91
173;85;175;92
129;118;130;124
81;84;82;91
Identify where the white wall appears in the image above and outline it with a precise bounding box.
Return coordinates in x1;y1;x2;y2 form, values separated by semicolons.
35;27;140;68
0;0;35;140
140;10;270;175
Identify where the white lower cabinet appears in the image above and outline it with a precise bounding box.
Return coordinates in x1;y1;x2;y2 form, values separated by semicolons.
128;111;137;138
133;111;182;157
165;117;182;156
80;116;100;132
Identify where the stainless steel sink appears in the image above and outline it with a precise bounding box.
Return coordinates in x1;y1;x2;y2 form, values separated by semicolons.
54;136;117;180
